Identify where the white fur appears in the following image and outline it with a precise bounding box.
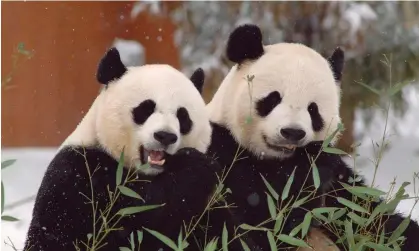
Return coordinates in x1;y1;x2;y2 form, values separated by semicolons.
207;43;342;159
63;64;212;175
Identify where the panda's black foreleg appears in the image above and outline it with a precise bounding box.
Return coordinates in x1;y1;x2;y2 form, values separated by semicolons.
135;147;223;251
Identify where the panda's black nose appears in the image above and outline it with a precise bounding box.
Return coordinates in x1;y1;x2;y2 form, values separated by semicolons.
280;128;306;141
154;131;178;146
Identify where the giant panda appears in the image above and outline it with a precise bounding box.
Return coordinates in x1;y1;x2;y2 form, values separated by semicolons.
203;24;419;251
24;47;222;251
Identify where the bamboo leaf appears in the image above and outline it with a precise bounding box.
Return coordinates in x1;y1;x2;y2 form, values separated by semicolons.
312;163;320;189
312;207;340;214
266;193;277;220
289;223;303;237
1;181;4;214
222;223;228;251
282;166;296;201
277;234;309;248
267;231;277;251
330;208;347;221
344;220;355;248
1;159;16;170
337;197;368;213
339;182;371;201
345;186;386;198
204;238;219;251
118;186;144;202
365;242;394;251
260;174;279;201
117;204;164;216
130;231;135;250
273;212;283;234
347;212;367;226
292;194;311;208
301;212;312;238
119;247;131;251
379;229;385;244
137;230;143;246
395;182;410;197
388;216;411;243
322;122;344;148
177;230;183;250
323;147;348;155
1;215;19;222
116;148;125;186
239;224;269;232
367;201;387;225
353;236;369;251
144;228;177;250
311;210;329;223
240;239;251;251
387;82;407;97
356;81;381;95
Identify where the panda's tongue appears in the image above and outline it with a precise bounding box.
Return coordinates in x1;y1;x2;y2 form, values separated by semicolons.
148;150;165;165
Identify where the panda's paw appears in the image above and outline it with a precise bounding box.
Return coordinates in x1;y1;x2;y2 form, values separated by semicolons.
166;147;221;173
283;216;306;234
175;147;202;157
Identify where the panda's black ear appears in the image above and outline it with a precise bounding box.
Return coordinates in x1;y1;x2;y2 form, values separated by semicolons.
327;47;345;82
96;47;127;85
226;24;264;64
190;68;205;94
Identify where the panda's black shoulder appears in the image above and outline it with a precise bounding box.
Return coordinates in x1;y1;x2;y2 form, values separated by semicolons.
25;145;122;251
33;145;119;208
207;122;239;159
52;145;114;166
44;145;118;182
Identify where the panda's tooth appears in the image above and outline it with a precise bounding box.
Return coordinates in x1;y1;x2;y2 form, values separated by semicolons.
147;156;151;163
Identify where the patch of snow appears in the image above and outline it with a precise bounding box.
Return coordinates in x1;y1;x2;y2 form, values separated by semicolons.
1;148;57;251
113;38;145;67
130;0;161;19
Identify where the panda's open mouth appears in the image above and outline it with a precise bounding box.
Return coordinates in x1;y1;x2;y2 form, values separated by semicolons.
140;146;166;167
262;135;296;154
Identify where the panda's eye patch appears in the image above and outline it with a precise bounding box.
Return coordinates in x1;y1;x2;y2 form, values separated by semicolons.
177;107;193;135
307;102;324;132
256;91;282;117
132;99;156;125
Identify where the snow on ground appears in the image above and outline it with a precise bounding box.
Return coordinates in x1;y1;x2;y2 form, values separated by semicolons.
1;148;56;250
1;86;419;250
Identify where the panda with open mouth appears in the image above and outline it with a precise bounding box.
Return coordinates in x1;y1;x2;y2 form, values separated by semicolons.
25;47;222;251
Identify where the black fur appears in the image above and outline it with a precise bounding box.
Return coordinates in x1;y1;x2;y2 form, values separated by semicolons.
190;68;205;93
132;99;156;125
96;47;127;85
307;102;324;132
226;24;264;64
24;146;221;251
327;47;345;82
256;91;282;117
177;107;193;135
204;122;419;251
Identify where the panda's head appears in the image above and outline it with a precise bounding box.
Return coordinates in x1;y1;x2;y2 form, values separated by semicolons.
207;24;345;160
95;47;210;175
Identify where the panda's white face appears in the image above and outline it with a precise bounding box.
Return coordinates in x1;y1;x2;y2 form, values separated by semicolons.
96;64;211;175
208;43;342;159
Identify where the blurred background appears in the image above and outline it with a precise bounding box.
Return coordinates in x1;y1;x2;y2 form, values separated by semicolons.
1;1;419;250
